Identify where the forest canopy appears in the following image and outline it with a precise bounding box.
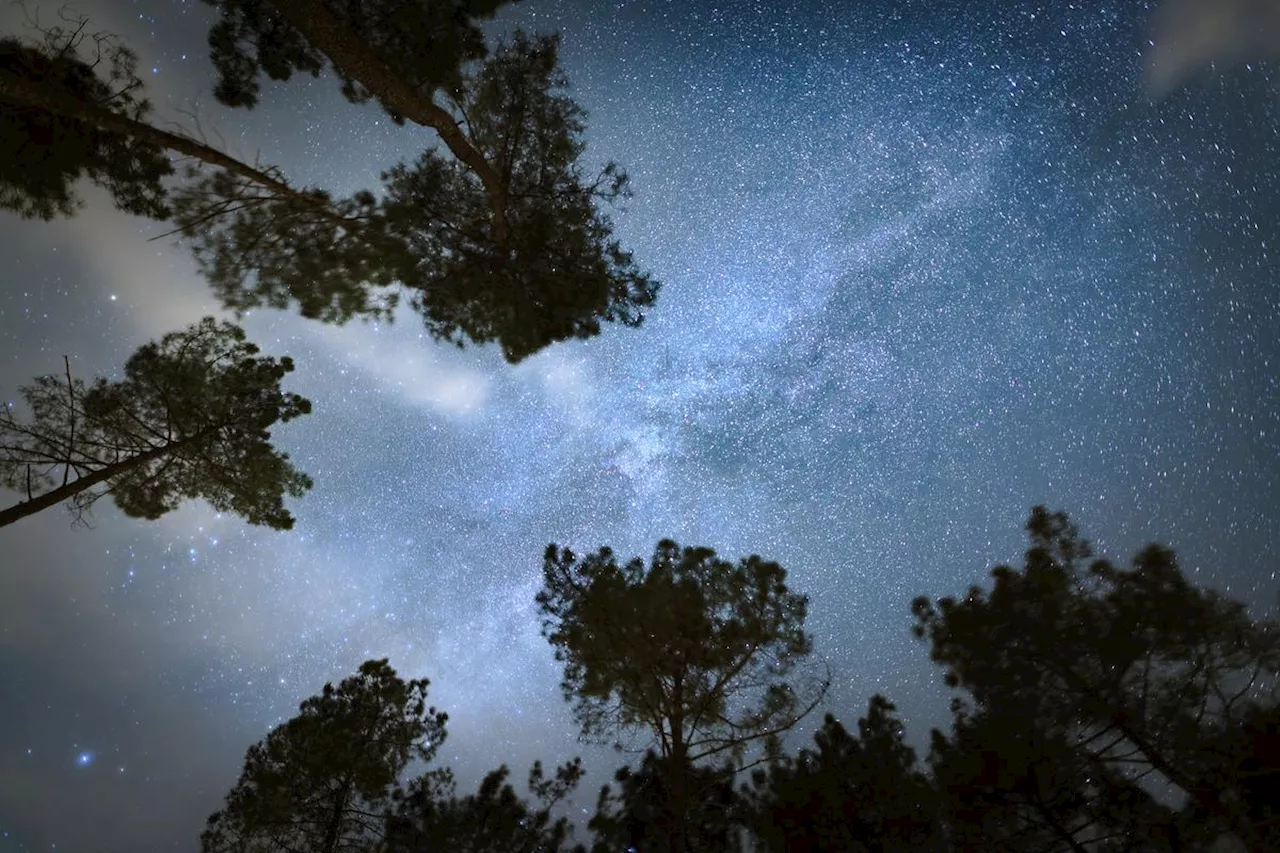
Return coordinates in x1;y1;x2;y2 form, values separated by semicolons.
200;513;1279;853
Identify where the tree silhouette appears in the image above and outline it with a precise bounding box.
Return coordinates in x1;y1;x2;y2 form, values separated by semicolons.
202;0;516;240
537;539;829;853
203;659;448;853
741;697;944;853
0;29;171;219
1;18;405;323
171;174;406;325
912;506;1280;852
197;0;658;361
385;759;584;853
0;317;312;530
203;0;508;114
587;752;743;853
928;697;1181;853
187;31;657;361
0;23;337;221
377;32;655;362
1236;704;1280;846
2;7;659;362
1190;701;1280;851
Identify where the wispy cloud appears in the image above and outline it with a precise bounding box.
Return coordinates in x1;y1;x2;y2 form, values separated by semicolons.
303;319;492;416
1145;0;1280;96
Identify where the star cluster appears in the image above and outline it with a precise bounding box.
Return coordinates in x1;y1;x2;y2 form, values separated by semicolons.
1;0;1278;850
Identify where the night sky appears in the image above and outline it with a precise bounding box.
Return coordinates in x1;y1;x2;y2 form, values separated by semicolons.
2;0;1280;849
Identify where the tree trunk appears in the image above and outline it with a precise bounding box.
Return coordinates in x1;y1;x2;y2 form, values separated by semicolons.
320;780;352;853
0;68;353;229
669;677;688;853
1060;666;1265;853
262;0;512;252
0;435;198;528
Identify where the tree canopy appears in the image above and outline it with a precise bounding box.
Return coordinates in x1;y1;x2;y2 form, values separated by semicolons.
587;751;743;853
537;539;828;853
0;31;171;219
385;759;583;853
928;695;1185;853
537;539;828;765
205;659;586;853
194;518;1280;853
0;317;312;530
177;30;657;361
202;0;512;115
377;32;656;361
0;3;659;363
741;697;944;853
202;659;448;853
913;506;1280;852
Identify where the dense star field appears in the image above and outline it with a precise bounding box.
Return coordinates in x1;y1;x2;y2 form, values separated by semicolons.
2;0;1279;849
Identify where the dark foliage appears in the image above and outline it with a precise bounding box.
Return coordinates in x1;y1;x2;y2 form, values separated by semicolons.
0;32;171;219
202;0;512;114
3;7;658;363
382;32;657;361
184;30;659;362
742;697;944;853
193;514;1280;853
1236;704;1280;840
588;752;742;853
1190;702;1280;851
203;659;448;853
538;538;826;853
0;318;312;529
537;538;825;764
912;506;1280;851
929;698;1182;853
171;174;405;324
385;759;583;852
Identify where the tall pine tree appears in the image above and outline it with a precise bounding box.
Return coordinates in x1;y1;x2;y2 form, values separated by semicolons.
0;318;311;530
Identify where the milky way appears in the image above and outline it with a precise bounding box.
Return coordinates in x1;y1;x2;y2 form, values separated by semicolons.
2;1;1279;849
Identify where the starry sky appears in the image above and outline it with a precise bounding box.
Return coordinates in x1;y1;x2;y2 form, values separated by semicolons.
2;0;1280;849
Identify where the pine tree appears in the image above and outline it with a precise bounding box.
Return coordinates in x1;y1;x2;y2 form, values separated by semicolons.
0;318;312;530
912;507;1280;851
385;759;583;853
742;697;945;853
0;31;171;219
538;539;829;853
2;5;660;362
203;659;448;853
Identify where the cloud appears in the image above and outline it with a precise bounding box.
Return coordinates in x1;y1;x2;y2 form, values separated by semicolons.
1145;0;1280;97
64;203;222;332
302;319;492;416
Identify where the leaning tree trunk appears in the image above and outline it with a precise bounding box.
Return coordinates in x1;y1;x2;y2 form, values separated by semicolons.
1059;666;1265;853
320;780;353;853
262;0;512;252
0;68;354;230
0;435;201;528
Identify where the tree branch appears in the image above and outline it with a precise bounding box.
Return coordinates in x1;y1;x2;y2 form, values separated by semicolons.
262;0;511;254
